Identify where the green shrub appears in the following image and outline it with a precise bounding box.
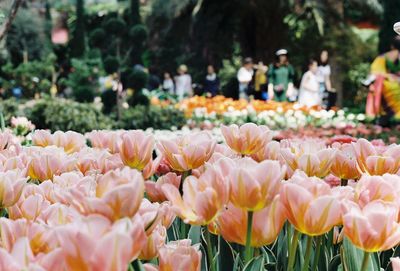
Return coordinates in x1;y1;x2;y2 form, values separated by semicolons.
120;105;186;130
64;57;102;103
25;98;112;133
0;98;22;124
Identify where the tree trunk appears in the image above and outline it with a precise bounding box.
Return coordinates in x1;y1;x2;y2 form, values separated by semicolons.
0;0;23;42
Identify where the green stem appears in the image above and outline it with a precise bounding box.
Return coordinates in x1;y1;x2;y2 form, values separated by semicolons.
301;236;313;271
341;179;348;186
179;170;192;195
205;228;216;271
361;251;370;271
287;230;300;271
244;211;254;264
311;236;322;271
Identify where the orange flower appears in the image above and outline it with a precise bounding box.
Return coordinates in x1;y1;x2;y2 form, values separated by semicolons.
330;143;361;180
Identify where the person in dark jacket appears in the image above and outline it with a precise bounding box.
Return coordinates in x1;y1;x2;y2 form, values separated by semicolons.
203;65;220;96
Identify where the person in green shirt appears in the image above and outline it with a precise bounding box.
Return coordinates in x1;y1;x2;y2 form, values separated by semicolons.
268;49;295;102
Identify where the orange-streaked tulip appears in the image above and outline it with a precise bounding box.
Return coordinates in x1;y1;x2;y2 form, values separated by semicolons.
228;158;284;211
119;130;154;171
352;138;400;175
145;173;181;203
354;174;400;208
158;240;201;271
162;163;230;225
343;200;400;252
215;196;286;247
221;123;273;155
157;131;216;172
0;170;26;207
331;143;361;180
280;171;342;236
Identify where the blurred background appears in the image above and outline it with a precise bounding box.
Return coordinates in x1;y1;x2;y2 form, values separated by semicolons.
0;0;397;111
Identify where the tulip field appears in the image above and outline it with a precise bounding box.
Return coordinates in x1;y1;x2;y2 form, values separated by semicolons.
1;120;400;271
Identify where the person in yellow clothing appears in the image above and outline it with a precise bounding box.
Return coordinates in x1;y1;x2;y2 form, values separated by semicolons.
253;61;268;100
367;36;400;124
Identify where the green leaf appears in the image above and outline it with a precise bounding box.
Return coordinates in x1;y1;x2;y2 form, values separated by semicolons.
243;256;265;271
188;225;201;244
342;238;379;271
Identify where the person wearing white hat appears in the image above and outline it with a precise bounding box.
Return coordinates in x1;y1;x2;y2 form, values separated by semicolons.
174;64;192;100
267;49;295;102
237;57;254;100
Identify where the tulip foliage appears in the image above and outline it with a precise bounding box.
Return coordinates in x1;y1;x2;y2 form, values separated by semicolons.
2;123;400;270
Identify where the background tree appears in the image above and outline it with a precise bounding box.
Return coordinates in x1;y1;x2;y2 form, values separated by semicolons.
379;0;400;53
69;0;86;58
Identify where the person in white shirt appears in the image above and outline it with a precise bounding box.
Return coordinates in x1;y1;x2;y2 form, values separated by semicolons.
237;57;254;100
174;65;192;100
317;50;334;108
162;72;174;94
298;59;321;107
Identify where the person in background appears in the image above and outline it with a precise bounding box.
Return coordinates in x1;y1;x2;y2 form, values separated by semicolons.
162;72;174;94
366;36;400;125
237;57;254;100
147;67;161;91
254;61;268;100
174;64;192;100
317;50;335;109
298;59;321;107
268;49;295;102
203;65;220;97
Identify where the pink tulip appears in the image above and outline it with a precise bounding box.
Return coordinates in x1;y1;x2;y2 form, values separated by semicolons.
343;200;400;252
157;131;216;172
216;196;286;247
352;138;400;175
392;257;400;271
119;130;154;171
0;170;26;207
221;123;273;155
139;225;167;260
354;174;400;208
228;158;284;211
76;149;123;175
281;140;336;178
158;240;202;271
0;237;65;271
145;173;181;203
162;162;230;225
53;131;86;154
330;143;360;180
72;167;144;220
86;130;121;154
280;171;342;236
31;130;53;147
251;141;282;162
8;194;50;221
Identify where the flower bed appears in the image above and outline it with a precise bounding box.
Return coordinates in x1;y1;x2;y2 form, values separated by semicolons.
173;96;367;130
0;123;399;270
